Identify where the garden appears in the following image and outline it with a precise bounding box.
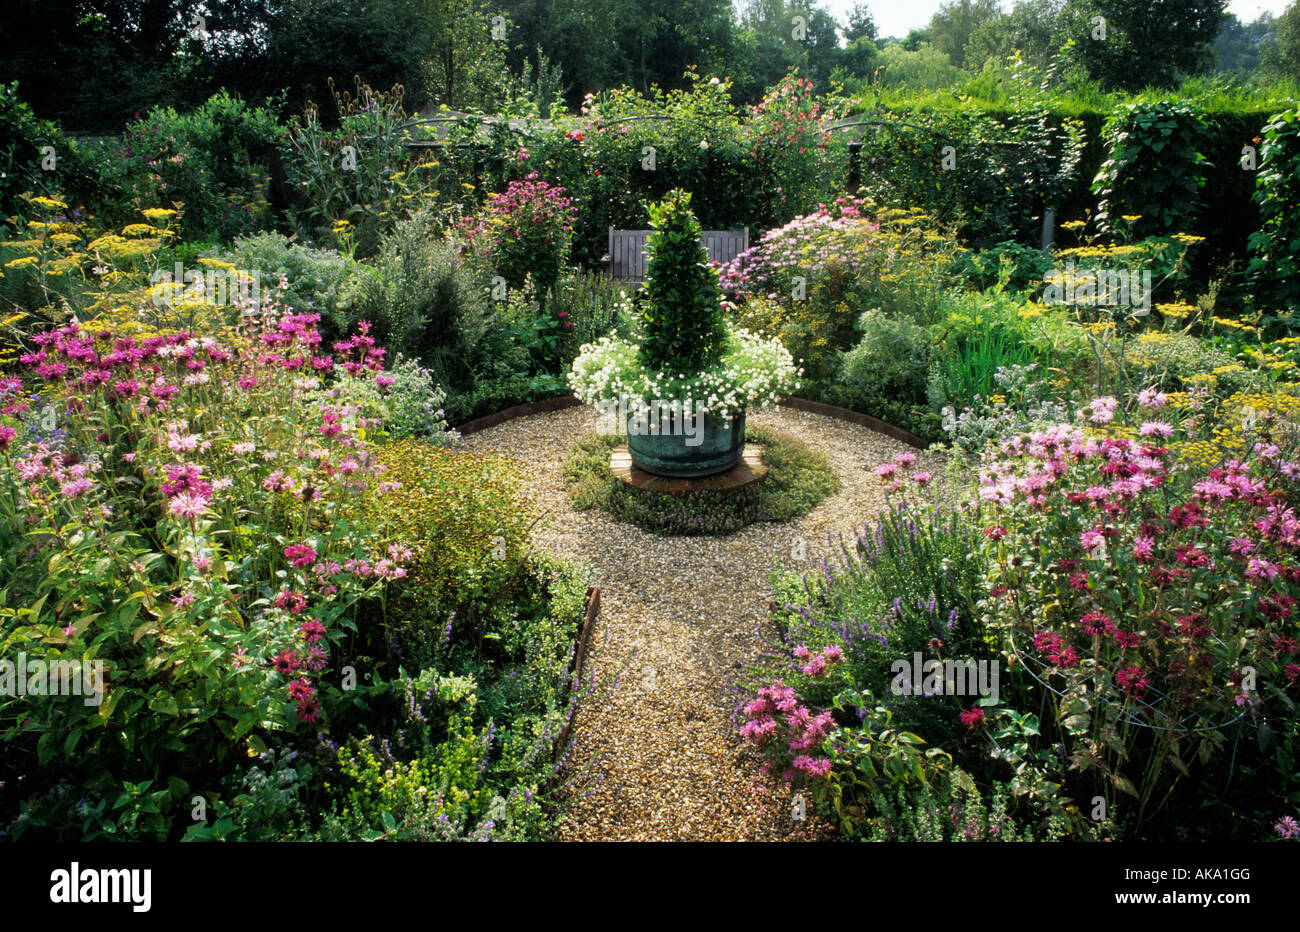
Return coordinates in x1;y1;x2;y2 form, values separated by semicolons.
2;0;1300;847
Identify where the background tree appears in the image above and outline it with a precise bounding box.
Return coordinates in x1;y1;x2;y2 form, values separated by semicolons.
964;0;1069;74
842;2;878;45
1262;1;1300;82
1066;0;1227;91
927;0;1003;70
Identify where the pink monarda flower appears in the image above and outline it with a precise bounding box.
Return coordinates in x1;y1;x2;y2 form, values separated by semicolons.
960;706;985;727
60;478;92;498
1139;421;1174;438
168;490;209;518
1079;528;1106;555
1133;536;1156;561
1088;396;1118;424
913;471;932;487
284;543;317;567
1116;666;1149;697
895;451;917;468
1137;388;1167;409
0;426;17;451
375;373;395;391
875;463;897;480
792;755;832;778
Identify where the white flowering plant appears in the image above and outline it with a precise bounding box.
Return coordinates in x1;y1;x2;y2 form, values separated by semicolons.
568;324;801;424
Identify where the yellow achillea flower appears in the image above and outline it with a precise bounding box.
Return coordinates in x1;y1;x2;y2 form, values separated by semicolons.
1212;364;1245;375
1121;214;1142;223
1172;233;1204;245
4;256;38;269
1060;220;1087;231
48;232;81;248
121;223;156;237
28;196;69;210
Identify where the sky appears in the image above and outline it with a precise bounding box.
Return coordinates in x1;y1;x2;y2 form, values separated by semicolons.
812;0;1295;41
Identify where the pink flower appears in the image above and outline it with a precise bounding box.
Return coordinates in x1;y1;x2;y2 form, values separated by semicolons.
875;463;897;480
60;478;92;498
960;706;985;727
168;491;209;518
284;543;317;568
1116;666;1149;697
913;471;932;487
1079;528;1106;556
300;619;326;643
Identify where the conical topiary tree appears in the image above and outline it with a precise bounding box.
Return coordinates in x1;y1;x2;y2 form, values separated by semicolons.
638;190;728;375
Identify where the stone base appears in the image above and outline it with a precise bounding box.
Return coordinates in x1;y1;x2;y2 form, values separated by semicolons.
610;443;768;494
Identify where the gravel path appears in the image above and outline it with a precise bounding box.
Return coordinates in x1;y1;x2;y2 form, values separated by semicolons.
458;404;934;841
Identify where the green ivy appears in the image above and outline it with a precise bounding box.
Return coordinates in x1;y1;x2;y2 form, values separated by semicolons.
1092;100;1212;237
1247;108;1300;320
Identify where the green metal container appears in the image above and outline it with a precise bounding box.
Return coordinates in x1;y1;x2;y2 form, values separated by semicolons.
626;409;746;477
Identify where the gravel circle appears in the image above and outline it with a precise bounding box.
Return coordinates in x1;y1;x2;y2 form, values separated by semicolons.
457;404;935;841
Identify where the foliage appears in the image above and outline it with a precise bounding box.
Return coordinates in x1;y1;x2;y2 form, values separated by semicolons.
744;74;844;222
223;231;358;330
0;307;404;839
976;392;1300;837
370;441;534;651
462;172;576;314
1092;100;1213;237
839;310;933;416
340;214;506;390
283;78;441;257
1248;107;1300;316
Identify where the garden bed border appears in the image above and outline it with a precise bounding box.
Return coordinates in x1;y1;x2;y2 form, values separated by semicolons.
554;585;601;763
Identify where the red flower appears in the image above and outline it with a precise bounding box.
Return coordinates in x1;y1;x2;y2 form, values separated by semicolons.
271;650;301;675
960;706;985;727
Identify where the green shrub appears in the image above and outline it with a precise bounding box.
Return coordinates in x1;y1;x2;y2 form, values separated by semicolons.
446;374;570;426
222;231;357;328
342;214;513;390
839;310;932;408
372;440;536;665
